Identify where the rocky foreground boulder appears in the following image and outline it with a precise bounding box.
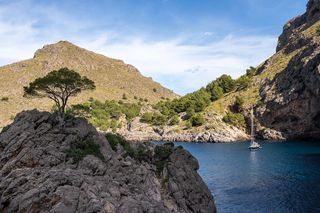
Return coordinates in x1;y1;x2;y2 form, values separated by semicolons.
0;110;216;213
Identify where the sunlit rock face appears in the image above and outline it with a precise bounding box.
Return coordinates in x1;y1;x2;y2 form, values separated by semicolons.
257;0;320;140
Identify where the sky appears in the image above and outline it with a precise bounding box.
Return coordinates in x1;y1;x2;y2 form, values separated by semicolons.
0;0;308;95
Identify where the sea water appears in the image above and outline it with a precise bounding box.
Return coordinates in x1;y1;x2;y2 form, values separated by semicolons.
162;141;320;213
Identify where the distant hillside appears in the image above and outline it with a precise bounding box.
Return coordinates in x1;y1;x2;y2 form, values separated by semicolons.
115;0;320;142
0;41;178;127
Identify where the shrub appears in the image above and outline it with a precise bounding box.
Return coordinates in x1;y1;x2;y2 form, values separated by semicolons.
0;97;9;101
69;99;141;130
231;96;244;113
246;66;256;77
152;113;167;126
153;88;157;92
110;119;118;132
236;75;251;90
140;112;154;123
154;145;173;177
66;139;104;163
134;144;152;162
215;74;236;93
206;82;223;101
222;112;246;128
122;93;127;100
184;121;192;129
122;103;141;121
134;96;138;100
185;108;195;120
140;112;168;126
105;133;134;157
317;27;320;36
190;113;205;126
0;124;11;134
170;115;180;125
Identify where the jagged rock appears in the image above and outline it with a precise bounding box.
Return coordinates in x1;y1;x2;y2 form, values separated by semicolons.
277;0;320;51
257;0;320;140
0;110;216;213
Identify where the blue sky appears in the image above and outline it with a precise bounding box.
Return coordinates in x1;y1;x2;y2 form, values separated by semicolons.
0;0;308;94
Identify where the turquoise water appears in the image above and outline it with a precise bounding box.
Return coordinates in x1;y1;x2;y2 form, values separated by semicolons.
167;141;320;213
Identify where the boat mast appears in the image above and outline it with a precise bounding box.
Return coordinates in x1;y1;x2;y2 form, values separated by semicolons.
251;107;254;144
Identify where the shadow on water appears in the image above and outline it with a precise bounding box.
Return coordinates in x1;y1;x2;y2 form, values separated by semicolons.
154;141;320;213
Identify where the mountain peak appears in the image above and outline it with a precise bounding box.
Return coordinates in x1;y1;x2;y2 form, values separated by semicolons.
33;40;85;58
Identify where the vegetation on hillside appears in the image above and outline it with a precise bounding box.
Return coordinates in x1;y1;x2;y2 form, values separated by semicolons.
66;138;105;163
148;67;257;127
69;99;141;131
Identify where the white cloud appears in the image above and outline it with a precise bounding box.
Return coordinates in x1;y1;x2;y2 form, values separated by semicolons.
78;34;277;94
0;0;278;95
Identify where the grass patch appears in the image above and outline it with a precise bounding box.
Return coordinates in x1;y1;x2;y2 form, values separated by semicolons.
66;138;104;163
302;20;320;37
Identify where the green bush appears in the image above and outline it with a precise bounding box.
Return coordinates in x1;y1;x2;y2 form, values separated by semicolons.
153;88;157;92
316;27;320;36
206;82;224;101
152;113;167;126
105;133;134;157
236;75;251;90
140;112;168;126
190;113;205;126
246;66;256;77
222;112;246;128
140;112;154;123
231;96;244;113
134;144;152;162
69;99;141;130
215;74;236;93
66;139;104;163
185;108;195;120
170;115;180;125
154;145;173;177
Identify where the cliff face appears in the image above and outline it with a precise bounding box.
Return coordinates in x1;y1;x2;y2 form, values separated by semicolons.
0;110;216;213
256;0;320;139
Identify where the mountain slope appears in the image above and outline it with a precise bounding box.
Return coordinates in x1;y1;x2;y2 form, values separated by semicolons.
208;0;320;140
0;41;178;127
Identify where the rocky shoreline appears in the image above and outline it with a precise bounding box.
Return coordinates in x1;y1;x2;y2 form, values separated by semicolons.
0;110;216;213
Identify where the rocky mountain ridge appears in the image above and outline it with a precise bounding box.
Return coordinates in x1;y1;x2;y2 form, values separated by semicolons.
0;110;216;212
256;0;320;139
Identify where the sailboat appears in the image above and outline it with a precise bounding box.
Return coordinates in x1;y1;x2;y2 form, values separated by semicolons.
248;107;261;150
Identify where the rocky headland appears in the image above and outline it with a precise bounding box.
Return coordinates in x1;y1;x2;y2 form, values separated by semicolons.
0;110;216;213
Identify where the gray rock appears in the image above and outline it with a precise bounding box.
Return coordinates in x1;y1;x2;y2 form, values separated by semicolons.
0;110;216;213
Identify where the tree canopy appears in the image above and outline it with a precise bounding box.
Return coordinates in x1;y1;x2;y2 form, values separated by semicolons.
24;67;95;119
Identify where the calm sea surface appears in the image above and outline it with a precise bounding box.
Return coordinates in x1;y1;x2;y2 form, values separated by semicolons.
158;141;320;213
